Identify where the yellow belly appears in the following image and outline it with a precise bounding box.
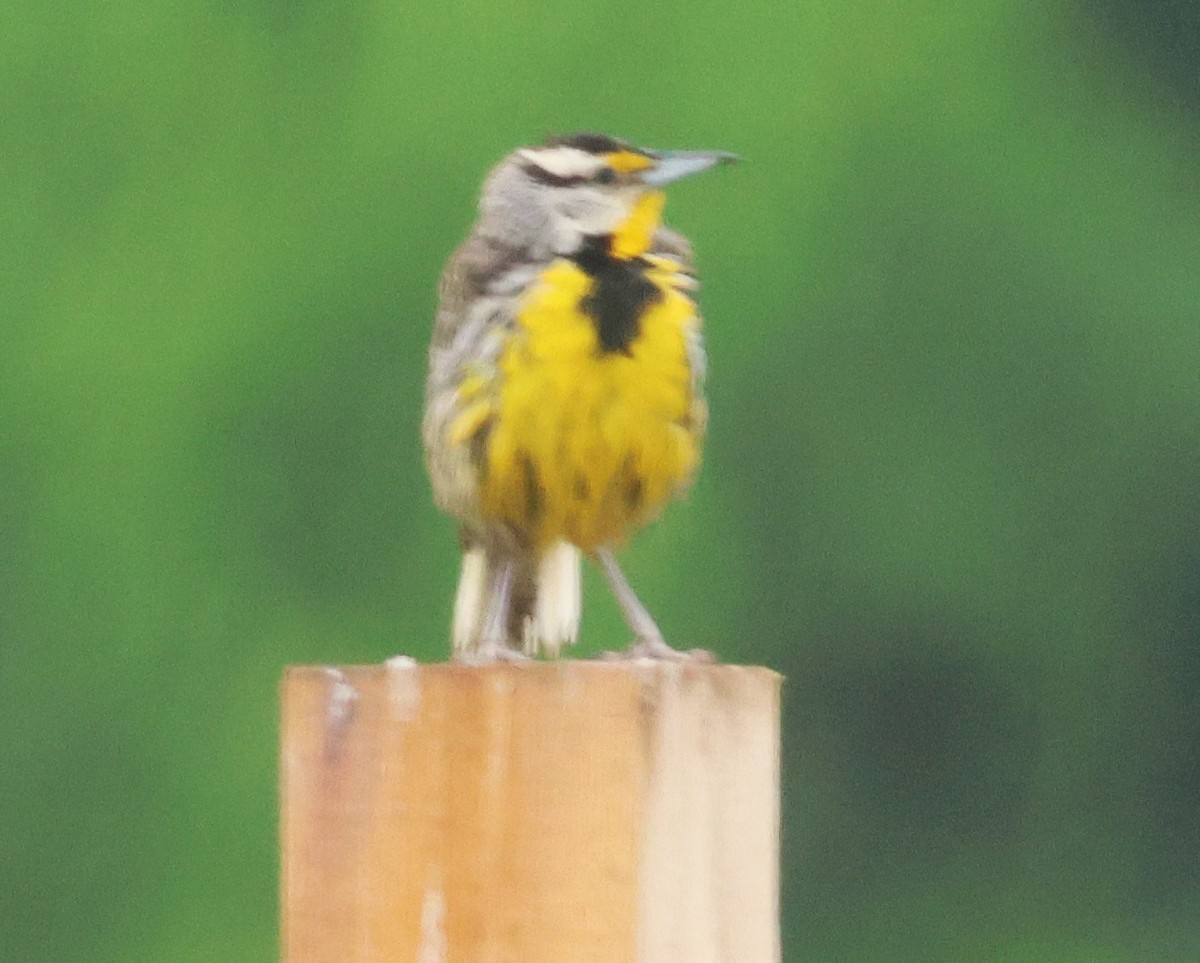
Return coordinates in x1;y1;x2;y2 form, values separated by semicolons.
480;260;701;550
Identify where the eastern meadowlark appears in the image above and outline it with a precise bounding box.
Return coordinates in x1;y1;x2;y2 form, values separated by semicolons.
423;132;734;660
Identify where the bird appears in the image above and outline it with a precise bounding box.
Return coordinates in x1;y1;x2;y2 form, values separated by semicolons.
423;132;735;661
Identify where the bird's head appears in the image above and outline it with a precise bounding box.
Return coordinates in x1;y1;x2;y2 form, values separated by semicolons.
477;132;735;259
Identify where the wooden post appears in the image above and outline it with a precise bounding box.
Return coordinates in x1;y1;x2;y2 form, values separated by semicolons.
280;660;781;962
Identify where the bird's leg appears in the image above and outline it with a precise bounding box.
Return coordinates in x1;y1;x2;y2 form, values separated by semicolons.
461;556;527;663
595;548;693;660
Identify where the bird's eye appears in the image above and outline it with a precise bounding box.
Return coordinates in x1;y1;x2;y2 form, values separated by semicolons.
593;168;618;185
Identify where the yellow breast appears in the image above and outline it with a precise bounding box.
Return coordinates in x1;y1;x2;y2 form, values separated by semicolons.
480;259;702;550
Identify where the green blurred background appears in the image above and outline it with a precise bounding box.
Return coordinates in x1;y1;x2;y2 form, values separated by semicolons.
5;0;1199;959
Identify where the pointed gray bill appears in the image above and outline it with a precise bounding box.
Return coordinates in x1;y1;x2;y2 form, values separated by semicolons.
640;150;739;187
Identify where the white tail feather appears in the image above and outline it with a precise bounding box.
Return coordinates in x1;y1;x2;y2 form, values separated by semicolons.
451;547;487;654
525;541;582;657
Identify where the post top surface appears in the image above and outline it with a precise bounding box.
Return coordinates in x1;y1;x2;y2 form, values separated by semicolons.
283;658;782;686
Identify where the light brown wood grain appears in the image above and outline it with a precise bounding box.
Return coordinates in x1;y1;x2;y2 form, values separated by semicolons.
280;660;781;963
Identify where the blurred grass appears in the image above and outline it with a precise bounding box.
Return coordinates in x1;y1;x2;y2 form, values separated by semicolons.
3;0;1200;959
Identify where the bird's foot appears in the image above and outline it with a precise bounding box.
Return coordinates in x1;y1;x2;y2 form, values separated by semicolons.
602;636;717;663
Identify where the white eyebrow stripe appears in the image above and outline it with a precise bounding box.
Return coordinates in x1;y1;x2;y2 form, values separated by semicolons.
518;146;604;179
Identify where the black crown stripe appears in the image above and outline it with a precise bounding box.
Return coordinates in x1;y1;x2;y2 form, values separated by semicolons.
544;132;630;155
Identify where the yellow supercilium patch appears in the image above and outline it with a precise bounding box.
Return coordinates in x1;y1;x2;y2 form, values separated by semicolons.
605;150;656;175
